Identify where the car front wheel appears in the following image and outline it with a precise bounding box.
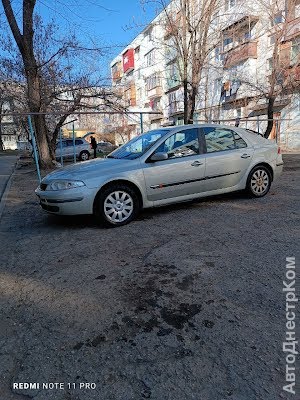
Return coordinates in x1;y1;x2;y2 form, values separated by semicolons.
246;166;271;197
95;184;140;227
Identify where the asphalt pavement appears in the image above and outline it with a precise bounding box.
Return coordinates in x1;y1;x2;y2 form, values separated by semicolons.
0;154;299;400
0;155;17;200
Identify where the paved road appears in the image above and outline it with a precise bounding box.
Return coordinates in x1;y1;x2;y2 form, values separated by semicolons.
0;155;17;199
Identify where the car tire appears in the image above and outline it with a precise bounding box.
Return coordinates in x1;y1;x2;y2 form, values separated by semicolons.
79;151;90;161
95;184;140;227
246;165;271;198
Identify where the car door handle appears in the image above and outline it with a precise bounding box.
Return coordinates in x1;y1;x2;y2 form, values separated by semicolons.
191;161;203;166
241;154;251;159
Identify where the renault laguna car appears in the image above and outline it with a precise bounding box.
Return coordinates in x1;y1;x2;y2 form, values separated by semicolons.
35;124;283;226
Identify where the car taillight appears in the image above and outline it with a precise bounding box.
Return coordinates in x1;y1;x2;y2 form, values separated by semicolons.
278;147;281;154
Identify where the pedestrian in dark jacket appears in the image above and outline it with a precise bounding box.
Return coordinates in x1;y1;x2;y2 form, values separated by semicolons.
90;136;97;158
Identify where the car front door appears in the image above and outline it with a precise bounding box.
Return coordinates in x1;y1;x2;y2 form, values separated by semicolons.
143;128;206;202
202;127;254;191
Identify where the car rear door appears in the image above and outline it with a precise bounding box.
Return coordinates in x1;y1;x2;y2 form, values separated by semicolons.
201;127;254;191
143;128;206;202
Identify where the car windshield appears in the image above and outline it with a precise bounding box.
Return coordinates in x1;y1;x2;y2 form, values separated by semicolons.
107;129;171;160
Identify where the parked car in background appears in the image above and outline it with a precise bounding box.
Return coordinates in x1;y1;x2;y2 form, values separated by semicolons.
55;138;91;161
37;124;283;227
97;141;117;155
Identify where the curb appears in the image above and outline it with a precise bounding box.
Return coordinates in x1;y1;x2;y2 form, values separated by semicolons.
0;159;17;221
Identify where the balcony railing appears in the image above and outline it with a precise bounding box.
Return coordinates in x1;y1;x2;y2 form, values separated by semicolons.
147;86;163;98
223;41;258;69
222;15;259;34
284;17;300;41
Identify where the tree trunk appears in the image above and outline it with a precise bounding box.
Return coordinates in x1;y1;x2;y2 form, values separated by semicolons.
183;78;189;124
264;97;275;138
2;0;53;168
26;73;53;168
187;85;197;124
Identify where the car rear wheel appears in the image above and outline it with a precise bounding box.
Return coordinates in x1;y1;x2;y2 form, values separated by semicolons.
95;184;140;227
246;166;271;197
79;150;90;161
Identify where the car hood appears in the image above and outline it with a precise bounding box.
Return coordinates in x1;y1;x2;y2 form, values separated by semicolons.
42;158;138;183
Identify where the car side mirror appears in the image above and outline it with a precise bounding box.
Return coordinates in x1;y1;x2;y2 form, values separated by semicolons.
150;152;168;162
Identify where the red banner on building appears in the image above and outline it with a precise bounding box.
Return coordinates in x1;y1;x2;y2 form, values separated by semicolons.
123;49;134;73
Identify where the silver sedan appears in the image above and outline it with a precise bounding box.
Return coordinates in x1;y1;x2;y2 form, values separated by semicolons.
35;124;283;226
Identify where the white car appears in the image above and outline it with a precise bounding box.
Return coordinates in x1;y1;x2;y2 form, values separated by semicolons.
36;124;283;227
55;139;91;161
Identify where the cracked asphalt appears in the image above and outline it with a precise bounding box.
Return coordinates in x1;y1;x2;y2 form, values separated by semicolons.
0;154;299;400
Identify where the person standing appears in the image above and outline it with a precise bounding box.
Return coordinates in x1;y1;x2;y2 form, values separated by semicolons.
90;136;97;158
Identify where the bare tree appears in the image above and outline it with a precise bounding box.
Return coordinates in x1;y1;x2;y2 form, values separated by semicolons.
0;1;118;167
229;0;300;137
143;0;221;124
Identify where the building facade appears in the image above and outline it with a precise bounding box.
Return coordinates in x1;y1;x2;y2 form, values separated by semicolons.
110;0;300;150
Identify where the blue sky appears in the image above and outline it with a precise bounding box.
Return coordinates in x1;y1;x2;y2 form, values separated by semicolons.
0;1;167;83
35;0;162;75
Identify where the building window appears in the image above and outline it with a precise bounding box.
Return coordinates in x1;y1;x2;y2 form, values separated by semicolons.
145;49;155;67
167;62;180;89
268;57;273;71
269;34;276;45
137;88;142;101
168;91;177;114
273;12;283;25
144;27;153;42
135;46;140;61
223;37;233;49
291;37;300;66
146;74;160;91
215;46;223;62
244;31;251;41
225;0;237;11
150;97;161;111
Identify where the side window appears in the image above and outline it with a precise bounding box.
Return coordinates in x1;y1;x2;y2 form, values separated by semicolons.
233;132;247;148
66;140;73;147
75;139;83;145
155;128;199;159
204;127;236;152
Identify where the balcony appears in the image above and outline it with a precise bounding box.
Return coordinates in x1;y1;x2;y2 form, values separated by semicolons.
112;70;122;81
111;61;123;82
222;15;259;34
284;17;300;41
124;84;136;107
149;110;163;122
147;86;163;99
223;41;258;69
284;65;300;82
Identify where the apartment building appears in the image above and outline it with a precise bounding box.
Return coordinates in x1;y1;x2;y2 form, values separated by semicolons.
0;82;27;150
110;0;300;149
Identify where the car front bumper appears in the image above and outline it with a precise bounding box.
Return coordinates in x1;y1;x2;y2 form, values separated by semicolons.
35;186;96;215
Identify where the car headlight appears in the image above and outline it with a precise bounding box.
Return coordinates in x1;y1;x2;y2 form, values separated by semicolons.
47;180;86;191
